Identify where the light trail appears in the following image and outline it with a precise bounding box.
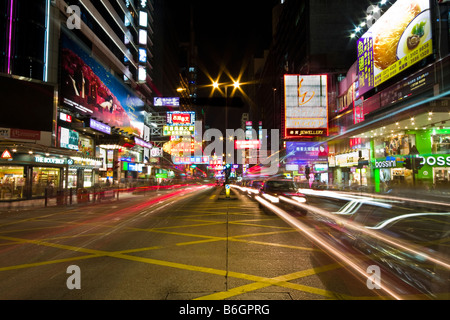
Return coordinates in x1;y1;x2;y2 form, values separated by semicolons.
255;195;449;300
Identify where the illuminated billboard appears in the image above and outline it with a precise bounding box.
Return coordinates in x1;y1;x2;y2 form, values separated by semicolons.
357;0;433;97
154;97;180;107
166;111;196;126
163;125;195;136
286;142;328;164
284;75;328;138
59;127;79;151
60;33;145;136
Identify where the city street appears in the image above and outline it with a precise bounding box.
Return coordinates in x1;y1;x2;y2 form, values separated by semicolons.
0;184;380;300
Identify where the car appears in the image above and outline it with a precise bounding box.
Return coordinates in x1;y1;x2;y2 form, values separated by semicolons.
245;180;264;198
258;179;307;214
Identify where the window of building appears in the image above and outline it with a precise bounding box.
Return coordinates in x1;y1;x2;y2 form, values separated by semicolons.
32;167;60;197
0;166;26;200
432;134;450;154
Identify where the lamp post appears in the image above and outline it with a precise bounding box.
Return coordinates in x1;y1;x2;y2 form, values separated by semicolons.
212;80;240;197
212;80;240;133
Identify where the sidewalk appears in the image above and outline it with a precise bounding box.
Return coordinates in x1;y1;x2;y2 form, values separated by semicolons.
0;184;186;213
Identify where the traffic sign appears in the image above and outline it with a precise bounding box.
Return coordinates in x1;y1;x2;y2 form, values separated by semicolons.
1;149;12;159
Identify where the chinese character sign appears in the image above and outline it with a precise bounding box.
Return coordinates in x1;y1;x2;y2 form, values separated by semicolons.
357;37;374;97
284;75;328;138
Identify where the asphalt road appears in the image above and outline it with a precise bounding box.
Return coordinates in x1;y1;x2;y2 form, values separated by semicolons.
0;184;381;301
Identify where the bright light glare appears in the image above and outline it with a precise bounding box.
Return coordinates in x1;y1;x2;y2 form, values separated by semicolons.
255;196;404;300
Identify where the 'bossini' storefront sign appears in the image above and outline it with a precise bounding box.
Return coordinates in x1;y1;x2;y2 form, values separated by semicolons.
374;157;397;168
374;155;450;168
417;155;450;167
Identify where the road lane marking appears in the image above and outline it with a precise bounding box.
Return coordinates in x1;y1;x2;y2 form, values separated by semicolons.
0;255;100;272
0;233;391;300
0;189;398;300
194;262;355;300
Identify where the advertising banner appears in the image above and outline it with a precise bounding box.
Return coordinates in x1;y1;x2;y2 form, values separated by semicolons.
163;125;195;136
166;111;196;126
60;33;145;136
154;97;180;107
59;127;79;151
357;0;433;97
286;142;328;164
284;75;328;138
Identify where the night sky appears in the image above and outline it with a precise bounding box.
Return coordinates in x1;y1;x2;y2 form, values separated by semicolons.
167;0;278;131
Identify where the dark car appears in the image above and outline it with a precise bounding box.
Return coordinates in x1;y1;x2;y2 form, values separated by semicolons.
258;179;307;214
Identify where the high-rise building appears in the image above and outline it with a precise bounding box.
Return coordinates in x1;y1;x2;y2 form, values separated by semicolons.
0;0;162;203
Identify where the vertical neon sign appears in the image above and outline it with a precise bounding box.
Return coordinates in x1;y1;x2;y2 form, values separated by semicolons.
44;0;51;81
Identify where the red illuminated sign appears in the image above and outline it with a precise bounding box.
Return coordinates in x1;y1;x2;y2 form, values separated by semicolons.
173;114;191;124
10;129;41;140
60;112;72;123
166;111;195;126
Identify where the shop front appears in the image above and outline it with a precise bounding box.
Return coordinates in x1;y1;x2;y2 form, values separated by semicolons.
372;153;450;192
67;156;102;189
416;154;450;190
0;153;67;201
333;149;370;188
373;156;412;192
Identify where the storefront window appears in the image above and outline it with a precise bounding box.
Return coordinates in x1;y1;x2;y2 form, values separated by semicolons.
382;134;410;156
432;134;450;154
0;166;26;200
68;168;77;188
84;169;93;187
32;167;60;197
434;168;450;186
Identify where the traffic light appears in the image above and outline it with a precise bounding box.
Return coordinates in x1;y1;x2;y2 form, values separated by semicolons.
224;163;231;175
403;156;412;170
224;163;232;183
305;165;310;176
412;156;424;172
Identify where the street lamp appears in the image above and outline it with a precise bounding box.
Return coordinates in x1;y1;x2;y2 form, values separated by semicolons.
210;79;241;190
211;80;240;131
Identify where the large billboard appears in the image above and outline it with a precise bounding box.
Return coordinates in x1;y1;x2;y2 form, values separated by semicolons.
284;75;328;138
357;0;433;97
60;33;145;136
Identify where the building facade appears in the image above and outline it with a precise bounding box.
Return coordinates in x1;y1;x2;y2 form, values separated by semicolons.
0;0;163;203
